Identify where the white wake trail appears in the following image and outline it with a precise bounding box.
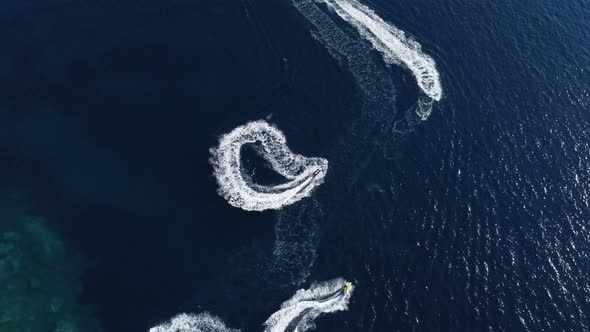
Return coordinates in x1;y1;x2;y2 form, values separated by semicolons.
263;278;354;332
149;279;353;332
210;121;328;211
149;313;239;332
320;0;443;101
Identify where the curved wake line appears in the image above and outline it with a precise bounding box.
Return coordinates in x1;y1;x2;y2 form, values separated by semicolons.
149;279;353;332
264;278;354;332
210;121;328;211
319;0;443;101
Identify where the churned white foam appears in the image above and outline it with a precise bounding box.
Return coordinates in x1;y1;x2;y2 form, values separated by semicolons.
149;313;239;332
148;279;352;332
263;278;354;332
210;120;328;211
320;0;443;101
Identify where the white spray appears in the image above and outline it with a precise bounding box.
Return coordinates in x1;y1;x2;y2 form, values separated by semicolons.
210;121;328;211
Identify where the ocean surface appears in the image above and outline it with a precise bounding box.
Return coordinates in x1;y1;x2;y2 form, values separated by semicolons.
1;0;589;331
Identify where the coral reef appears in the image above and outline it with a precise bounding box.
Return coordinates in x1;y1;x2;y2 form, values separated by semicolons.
0;198;102;332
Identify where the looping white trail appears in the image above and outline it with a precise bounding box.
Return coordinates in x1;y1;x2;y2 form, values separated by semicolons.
210;121;328;211
319;0;443;101
263;278;354;332
149;313;239;332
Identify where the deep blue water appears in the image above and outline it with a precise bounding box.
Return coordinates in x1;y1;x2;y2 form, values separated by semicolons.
1;0;589;331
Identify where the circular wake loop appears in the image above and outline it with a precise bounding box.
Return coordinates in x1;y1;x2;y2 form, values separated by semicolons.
210;121;328;211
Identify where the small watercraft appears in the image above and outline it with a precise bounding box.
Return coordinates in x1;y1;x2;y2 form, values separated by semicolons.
342;282;351;295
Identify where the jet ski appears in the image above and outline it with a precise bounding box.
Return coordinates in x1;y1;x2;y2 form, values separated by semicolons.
342;282;351;295
293;168;323;195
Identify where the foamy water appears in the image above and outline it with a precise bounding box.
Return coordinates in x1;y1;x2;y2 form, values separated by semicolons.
149;279;353;332
149;313;239;332
210;121;328;211
320;0;442;101
263;278;354;332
